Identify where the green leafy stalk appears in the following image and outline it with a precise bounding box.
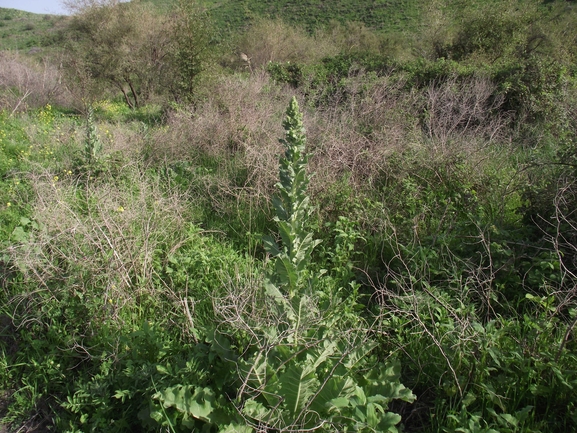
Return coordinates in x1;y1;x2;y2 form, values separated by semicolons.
263;96;321;298
84;104;102;165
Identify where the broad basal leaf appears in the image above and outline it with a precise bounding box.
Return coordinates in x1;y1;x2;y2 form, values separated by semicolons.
309;376;356;414
156;385;215;422
219;423;253;433
365;360;416;404
262;235;281;257
376;411;402;432
278;363;319;419
343;341;377;369
243;399;272;423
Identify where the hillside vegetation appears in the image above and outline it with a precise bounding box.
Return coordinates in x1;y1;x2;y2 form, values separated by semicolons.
0;8;66;52
1;0;577;432
136;0;425;32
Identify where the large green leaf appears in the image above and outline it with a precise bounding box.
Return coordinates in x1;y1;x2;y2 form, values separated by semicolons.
272;196;288;222
156;385;215;422
343;340;377;370
376;411;403;432
219;423;253;433
294;233;322;272
278;363;320;419
364;360;416;404
309;339;338;370
206;329;237;364
309;376;356;414
243;399;272;423
262;234;281;257
244;351;268;389
366;402;379;428
264;280;285;302
277;220;296;256
274;256;298;291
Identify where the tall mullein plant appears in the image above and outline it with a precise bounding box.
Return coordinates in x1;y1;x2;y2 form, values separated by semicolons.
263;97;321;299
84;104;102;165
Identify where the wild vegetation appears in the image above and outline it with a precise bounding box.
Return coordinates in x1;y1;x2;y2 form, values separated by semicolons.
1;0;577;431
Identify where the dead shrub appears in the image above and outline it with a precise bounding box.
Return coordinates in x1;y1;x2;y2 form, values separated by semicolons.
151;71;419;208
61;0;122;15
236;18;338;69
545;178;577;309
96;121;150;158
318;20;384;55
146;69;511;226
0;52;71;113
151;72;294;201
305;74;419;194
7;164;188;323
421;75;511;150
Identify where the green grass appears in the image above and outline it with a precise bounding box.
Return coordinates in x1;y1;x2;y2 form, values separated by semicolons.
200;0;425;33
146;0;569;35
139;0;423;32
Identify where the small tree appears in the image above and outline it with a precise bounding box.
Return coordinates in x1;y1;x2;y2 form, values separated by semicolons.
62;0;215;108
63;1;171;108
167;0;217;101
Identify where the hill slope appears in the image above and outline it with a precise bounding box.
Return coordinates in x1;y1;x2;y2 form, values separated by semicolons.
201;0;424;33
138;0;425;32
0;8;67;51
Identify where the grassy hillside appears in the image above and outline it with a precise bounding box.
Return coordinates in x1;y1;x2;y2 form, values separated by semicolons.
0;0;566;48
138;0;425;32
200;0;425;33
152;0;564;34
0;0;422;51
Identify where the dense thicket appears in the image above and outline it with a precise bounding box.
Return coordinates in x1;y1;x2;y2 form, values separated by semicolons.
1;0;577;432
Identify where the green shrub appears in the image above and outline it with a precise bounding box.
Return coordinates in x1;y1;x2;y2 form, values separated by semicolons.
494;57;569;136
167;0;219;102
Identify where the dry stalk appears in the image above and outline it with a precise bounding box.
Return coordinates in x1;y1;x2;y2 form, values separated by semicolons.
536;177;577;362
